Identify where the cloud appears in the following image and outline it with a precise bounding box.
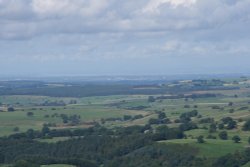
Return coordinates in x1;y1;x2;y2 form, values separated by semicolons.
31;0;109;17
0;0;249;39
142;0;196;13
1;0;250;66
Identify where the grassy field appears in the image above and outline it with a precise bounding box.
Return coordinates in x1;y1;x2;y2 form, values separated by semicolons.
242;162;250;167
36;137;71;143
1;88;250;137
41;165;75;167
0;162;76;167
2;78;250;163
163;139;245;158
0;95;150;136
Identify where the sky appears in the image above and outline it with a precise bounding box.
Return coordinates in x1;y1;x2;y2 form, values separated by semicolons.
1;0;250;76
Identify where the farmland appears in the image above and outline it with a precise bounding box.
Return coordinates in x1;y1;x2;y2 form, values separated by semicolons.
1;77;250;166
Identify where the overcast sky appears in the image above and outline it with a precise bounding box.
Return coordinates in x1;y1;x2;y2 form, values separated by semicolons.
1;0;250;76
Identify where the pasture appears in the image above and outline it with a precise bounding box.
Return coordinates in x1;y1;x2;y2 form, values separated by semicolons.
2;78;250;166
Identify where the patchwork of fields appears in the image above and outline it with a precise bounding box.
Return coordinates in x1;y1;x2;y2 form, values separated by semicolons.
1;78;250;166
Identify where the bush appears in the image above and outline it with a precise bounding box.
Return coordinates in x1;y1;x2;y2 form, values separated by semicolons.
123;115;132;121
148;96;155;102
227;120;237;130
232;135;241;143
7;107;15;112
207;135;216;139
218;123;224;130
209;123;217;133
242;120;250;131
27;112;34;117
13;127;19;132
197;136;205;143
219;131;228;140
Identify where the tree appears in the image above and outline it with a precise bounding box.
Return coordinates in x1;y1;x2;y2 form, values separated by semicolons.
26;129;35;139
7;107;15;112
13;127;19;132
156;125;169;134
232;135;241;143
158;112;166;120
209;123;217;133
228;102;233;106
42;125;50;136
69;99;77;104
123;115;132;121
242;120;250;131
148;96;155;103
221;117;233;124
148;118;157;125
197;136;205;143
227;120;237;130
13;160;39;167
218;123;224;130
219;131;228;140
27;112;34;117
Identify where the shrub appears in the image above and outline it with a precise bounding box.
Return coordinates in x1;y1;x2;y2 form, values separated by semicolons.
197;136;205;143
27;112;34;117
232;135;241;143
242;120;250;131
219;131;228;140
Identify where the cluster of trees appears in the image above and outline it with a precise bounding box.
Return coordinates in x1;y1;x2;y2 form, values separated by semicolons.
213;148;250;167
242;120;250;131
40;100;66;106
202;117;238;132
69;99;77;104
123;114;144;121
60;114;81;125
150;94;217;102
148;111;171;125
0;124;191;167
126;105;148;110
100;115;144;124
2;113;250;167
220;117;237;130
0;84;169;98
2;122;250;167
171;111;199;131
43;113;82;125
179;110;198;123
199;117;214;124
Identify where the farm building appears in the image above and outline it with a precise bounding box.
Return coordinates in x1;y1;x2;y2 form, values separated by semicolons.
0;106;8;112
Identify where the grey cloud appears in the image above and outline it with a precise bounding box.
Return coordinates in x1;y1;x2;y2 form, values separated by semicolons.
0;0;250;40
0;0;250;71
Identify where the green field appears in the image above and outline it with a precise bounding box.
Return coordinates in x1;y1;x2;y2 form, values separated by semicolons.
0;95;149;136
2;78;250;166
41;165;75;167
163;139;245;158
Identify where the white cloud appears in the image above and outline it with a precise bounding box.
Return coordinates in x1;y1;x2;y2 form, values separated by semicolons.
0;0;249;38
143;0;196;13
1;0;250;64
31;0;109;17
